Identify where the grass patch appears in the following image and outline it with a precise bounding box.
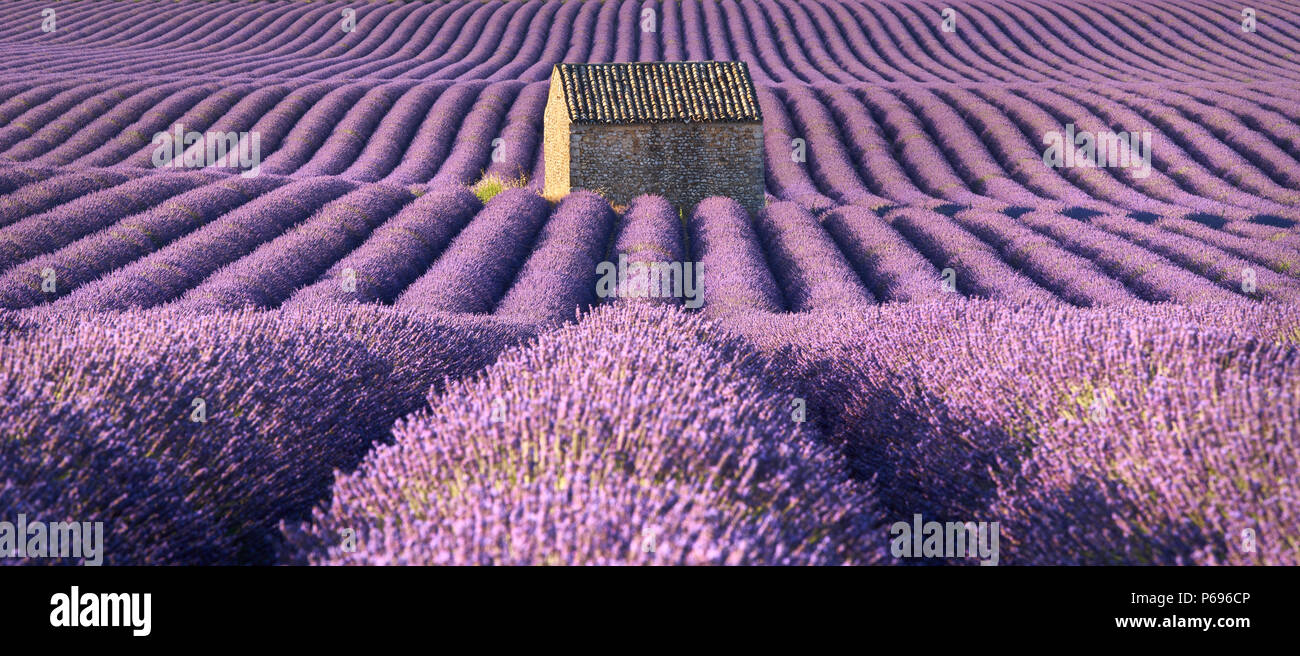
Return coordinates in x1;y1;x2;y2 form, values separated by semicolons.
471;174;527;204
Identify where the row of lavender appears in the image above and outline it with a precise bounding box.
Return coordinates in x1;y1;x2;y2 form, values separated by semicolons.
1;170;1293;317
283;300;1298;565
0;304;539;564
9;303;1286;570
4;75;1300;238
762;82;1300;226
4;0;1300;85
0;78;545;186
8;297;1289;565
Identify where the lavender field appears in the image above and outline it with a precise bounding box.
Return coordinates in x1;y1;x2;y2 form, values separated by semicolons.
0;0;1297;566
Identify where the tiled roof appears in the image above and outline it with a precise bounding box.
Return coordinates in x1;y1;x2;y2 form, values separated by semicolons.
553;61;762;124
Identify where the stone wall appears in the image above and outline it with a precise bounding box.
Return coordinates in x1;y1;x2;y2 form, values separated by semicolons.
545;118;765;217
542;72;571;199
571;122;764;216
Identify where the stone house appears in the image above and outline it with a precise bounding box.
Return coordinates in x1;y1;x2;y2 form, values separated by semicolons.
543;61;765;216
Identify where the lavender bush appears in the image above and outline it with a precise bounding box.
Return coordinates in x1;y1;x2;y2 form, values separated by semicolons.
395;187;549;313
688;196;784;314
0;305;535;565
494;190;614;323
609;194;687;306
283;303;886;565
